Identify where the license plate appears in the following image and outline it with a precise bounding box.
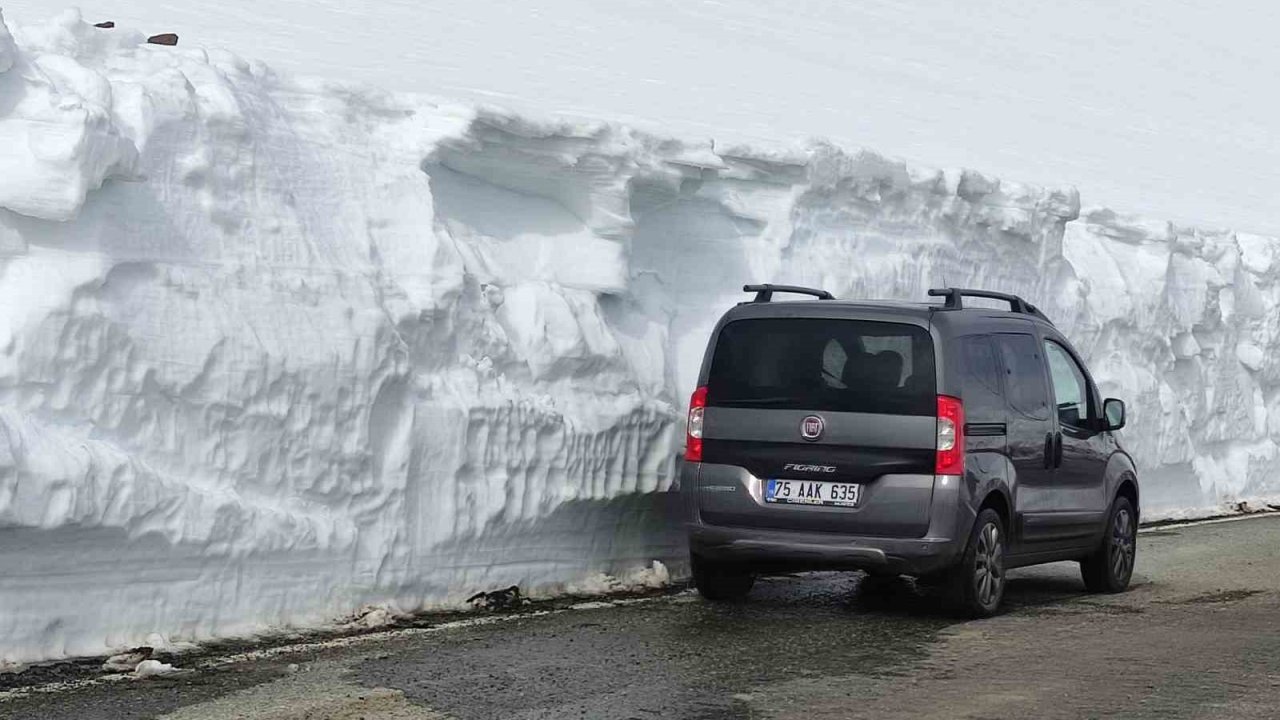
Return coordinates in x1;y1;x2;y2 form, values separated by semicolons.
765;479;861;507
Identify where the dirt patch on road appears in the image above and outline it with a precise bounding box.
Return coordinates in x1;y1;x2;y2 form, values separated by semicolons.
749;589;1280;720
1163;589;1264;605
157;664;445;720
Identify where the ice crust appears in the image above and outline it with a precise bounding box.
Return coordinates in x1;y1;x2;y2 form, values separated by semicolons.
1;11;1278;663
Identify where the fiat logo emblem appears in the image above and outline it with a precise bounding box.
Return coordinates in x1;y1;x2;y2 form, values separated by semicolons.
800;415;825;441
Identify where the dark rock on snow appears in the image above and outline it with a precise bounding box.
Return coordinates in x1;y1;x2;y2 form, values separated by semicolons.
466;586;526;611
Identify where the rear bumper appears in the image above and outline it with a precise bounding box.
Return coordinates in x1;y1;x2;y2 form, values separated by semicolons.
683;461;972;576
688;524;962;575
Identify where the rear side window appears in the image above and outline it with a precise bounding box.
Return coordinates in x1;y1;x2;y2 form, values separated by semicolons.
707;318;936;415
995;333;1050;420
960;335;1005;422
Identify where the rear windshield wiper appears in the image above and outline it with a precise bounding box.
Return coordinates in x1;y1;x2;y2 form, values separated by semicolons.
710;397;798;406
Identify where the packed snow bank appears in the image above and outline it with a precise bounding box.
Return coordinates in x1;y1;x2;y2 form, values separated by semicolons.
0;11;1278;663
0;10;138;221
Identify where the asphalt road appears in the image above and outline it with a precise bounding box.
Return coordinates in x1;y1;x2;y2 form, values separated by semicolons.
4;514;1280;720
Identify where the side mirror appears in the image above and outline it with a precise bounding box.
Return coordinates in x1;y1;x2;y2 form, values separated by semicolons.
1103;398;1126;431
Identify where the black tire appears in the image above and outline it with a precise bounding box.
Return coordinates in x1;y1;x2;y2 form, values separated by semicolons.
1081;496;1137;593
949;508;1007;618
691;554;755;602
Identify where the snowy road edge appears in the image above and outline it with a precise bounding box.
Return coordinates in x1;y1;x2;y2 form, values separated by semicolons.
6;511;1280;701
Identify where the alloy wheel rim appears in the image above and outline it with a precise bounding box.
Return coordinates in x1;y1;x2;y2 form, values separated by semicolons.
974;522;1004;606
1110;508;1135;581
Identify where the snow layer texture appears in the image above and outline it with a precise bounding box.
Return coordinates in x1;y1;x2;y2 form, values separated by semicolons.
4;0;1277;238
1;11;1279;663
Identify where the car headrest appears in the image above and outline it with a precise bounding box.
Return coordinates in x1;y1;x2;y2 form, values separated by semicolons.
843;350;904;389
840;351;873;388
872;350;903;387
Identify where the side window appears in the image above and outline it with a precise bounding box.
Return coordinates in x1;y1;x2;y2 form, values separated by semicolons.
1043;340;1091;428
995;333;1050;420
962;335;1003;396
960;335;1005;422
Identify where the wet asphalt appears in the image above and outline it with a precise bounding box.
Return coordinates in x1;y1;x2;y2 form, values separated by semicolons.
3;514;1280;720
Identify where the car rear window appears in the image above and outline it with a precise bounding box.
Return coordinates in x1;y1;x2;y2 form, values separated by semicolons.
707;318;936;415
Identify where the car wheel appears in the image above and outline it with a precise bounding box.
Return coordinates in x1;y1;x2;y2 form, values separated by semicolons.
950;508;1006;618
1081;496;1137;593
691;554;755;602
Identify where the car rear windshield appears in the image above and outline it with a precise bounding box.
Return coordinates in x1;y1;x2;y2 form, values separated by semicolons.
707;317;936;415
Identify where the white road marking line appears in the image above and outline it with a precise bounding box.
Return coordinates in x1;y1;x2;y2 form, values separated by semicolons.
1140;511;1279;533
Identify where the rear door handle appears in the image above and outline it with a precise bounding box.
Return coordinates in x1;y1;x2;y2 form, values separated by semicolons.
1043;433;1053;469
1054;432;1064;468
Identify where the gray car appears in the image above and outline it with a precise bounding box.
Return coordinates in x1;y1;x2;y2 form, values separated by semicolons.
680;285;1139;616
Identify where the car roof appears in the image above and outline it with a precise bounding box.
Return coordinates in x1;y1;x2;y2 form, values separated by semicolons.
729;298;937;312
727;285;1055;330
721;298;1055;334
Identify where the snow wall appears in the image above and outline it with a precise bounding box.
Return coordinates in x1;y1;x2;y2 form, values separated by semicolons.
2;11;1279;663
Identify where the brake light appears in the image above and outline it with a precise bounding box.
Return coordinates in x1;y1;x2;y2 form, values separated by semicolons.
936;395;964;476
684;386;708;462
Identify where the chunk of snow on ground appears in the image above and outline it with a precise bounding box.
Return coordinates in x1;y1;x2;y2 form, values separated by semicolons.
631;561;671;589
132;659;178;678
563;574;621;596
563;562;672;595
102;648;152;673
0;10;1279;666
344;607;399;630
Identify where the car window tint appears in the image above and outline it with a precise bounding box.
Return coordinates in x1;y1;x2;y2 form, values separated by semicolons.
995;333;1050;420
960;335;1005;423
708;318;935;415
1044;340;1090;428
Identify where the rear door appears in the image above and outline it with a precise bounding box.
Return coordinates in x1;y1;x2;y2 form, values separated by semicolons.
956;333;1009;489
991;332;1059;548
697;316;938;538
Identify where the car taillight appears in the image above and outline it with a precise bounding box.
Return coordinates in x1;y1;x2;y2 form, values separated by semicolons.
684;386;708;462
936;395;964;476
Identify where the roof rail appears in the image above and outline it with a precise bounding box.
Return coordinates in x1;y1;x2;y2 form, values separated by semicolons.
743;284;836;303
927;287;1053;324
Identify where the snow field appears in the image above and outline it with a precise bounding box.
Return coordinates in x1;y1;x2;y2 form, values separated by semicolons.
0;9;1278;663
